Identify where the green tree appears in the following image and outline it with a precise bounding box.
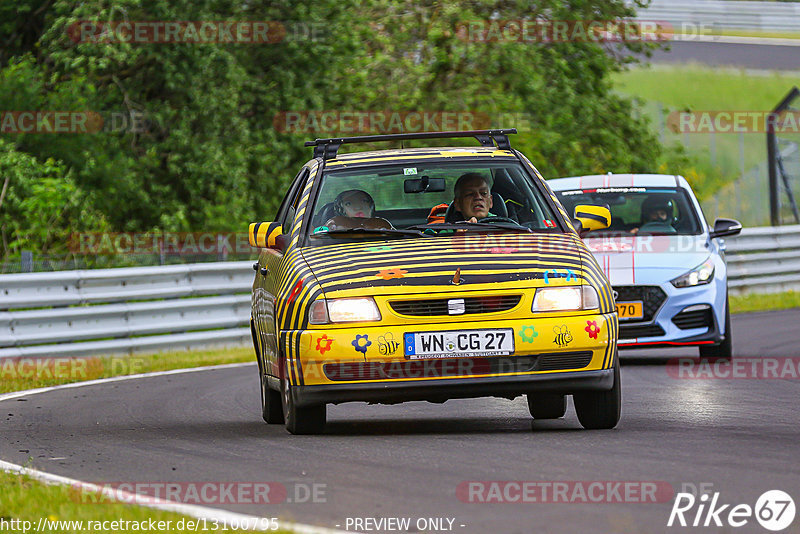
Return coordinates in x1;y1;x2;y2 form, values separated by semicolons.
0;0;664;263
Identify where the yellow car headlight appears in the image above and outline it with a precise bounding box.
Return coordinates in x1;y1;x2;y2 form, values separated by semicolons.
532;286;599;312
309;297;382;324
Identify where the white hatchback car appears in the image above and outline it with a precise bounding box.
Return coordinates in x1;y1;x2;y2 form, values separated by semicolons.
548;174;741;358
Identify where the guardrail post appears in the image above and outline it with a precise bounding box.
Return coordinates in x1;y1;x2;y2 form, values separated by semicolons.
20;251;33;273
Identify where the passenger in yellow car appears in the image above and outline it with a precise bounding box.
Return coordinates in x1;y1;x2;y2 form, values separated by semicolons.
325;189;393;230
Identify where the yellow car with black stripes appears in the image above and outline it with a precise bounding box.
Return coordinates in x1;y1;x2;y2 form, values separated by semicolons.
249;129;619;434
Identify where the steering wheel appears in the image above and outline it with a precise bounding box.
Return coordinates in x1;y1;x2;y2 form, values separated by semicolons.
638;221;676;234
474;216;519;225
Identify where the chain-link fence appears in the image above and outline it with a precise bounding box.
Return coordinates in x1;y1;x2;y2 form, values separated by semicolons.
769;88;800;226
638;99;784;227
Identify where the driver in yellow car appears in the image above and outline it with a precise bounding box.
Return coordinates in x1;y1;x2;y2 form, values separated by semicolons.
453;173;493;222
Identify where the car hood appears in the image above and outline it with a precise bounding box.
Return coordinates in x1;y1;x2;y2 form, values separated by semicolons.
584;235;710;285
301;233;587;298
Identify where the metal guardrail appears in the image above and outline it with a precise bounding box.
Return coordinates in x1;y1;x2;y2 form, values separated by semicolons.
0;227;797;358
0;262;253;359
725;224;800;294
635;0;800;33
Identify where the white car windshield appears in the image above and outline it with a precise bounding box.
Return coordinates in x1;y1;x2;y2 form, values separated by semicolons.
555;187;703;236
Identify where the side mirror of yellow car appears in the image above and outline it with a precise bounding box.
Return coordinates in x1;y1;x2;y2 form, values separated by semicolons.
248;222;285;249
573;204;611;237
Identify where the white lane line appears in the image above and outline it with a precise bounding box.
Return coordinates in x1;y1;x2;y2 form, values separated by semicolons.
0;362;255;403
0;363;351;534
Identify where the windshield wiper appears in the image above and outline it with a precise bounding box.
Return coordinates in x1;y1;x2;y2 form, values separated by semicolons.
406;222;532;233
311;228;425;238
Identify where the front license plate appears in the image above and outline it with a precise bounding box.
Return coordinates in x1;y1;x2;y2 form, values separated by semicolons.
616;301;644;320
404;329;514;360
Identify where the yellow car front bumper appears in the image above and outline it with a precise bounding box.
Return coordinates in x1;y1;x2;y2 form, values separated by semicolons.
279;312;618;406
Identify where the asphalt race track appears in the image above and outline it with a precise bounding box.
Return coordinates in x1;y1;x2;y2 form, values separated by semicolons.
2;310;799;534
648;41;800;70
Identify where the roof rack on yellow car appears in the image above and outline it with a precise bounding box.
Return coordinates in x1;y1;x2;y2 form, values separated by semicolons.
304;128;518;160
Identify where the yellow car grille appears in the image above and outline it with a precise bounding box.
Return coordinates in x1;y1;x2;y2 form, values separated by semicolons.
389;295;522;317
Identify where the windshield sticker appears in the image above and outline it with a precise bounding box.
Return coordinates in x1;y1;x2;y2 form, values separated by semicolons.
594;187;647;193
312;226;329;234
560;187;647;195
543;219;556;228
403;167;418;175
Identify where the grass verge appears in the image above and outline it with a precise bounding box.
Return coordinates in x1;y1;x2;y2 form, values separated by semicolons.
0;470;283;533
674;28;800;40
0;345;285;533
0;345;253;395
612;64;800;111
612;64;800;224
730;290;800;314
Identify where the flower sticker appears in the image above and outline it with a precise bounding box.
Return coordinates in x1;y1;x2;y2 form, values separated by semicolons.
585;320;600;340
376;268;408;280
519;325;539;343
316;335;333;355
351;334;372;354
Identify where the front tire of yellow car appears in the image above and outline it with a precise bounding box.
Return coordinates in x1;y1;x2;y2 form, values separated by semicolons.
261;374;284;424
526;393;567;419
573;354;621;430
281;375;326;435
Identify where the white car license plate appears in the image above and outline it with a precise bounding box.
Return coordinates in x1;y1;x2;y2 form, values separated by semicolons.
404;329;514;360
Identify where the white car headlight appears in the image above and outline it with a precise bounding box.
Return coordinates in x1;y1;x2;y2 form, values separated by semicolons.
309;298;381;324
532;286;599;312
671;258;715;288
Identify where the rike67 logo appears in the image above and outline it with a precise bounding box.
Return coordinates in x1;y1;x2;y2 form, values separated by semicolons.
668;490;795;531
